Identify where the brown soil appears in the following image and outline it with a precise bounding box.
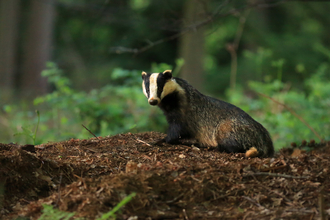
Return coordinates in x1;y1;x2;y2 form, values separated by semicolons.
0;132;329;220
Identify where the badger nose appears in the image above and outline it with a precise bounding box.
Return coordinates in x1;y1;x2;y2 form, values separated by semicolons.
149;99;159;105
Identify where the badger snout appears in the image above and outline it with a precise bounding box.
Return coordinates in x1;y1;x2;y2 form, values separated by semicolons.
149;99;159;105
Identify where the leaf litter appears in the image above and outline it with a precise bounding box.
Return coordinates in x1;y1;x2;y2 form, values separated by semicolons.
0;132;329;219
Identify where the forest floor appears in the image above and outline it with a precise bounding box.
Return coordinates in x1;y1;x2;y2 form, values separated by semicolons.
0;132;329;220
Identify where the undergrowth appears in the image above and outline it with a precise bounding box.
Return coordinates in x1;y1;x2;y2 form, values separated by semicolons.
38;192;136;220
1;60;329;150
226;62;330;150
2;62;169;144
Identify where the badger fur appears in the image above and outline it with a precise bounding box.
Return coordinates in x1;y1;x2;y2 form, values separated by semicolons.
142;70;274;157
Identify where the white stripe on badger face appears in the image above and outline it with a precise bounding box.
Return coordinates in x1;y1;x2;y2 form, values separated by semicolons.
161;79;185;99
142;81;148;98
148;73;160;103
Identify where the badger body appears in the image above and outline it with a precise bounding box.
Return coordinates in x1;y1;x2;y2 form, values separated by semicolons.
142;70;274;157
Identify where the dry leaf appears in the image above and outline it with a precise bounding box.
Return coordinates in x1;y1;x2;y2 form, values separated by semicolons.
271;197;283;206
291;149;306;157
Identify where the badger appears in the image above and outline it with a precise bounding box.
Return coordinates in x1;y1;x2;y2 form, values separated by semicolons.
142;70;274;157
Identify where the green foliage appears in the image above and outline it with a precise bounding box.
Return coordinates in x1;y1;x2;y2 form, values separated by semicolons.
39;204;76;220
32;62;167;142
13;110;40;145
130;0;151;10
2;59;187;144
1;62;169;144
2;104;41;145
204;3;330;95
226;63;330;150
2;59;329;151
38;192;136;220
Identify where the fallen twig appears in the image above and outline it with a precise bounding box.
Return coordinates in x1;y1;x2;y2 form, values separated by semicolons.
165;192;184;204
260;164;287;172
62;188;73;198
136;138;151;146
251;175;292;203
56;173;63;206
243;172;309;179
242;196;261;207
319;186;325;220
82;124;100;140
183;209;189;220
242;196;269;212
284;208;315;214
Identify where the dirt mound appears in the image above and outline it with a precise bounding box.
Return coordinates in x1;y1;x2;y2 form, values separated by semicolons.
0;132;329;219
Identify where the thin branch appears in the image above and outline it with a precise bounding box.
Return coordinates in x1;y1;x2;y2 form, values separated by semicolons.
227;9;251;90
233;10;250;50
110;0;224;55
81;124;100;140
110;0;288;55
256;92;323;142
243;172;310;179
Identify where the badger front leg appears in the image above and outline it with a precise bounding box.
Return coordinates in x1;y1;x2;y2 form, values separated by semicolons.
164;123;182;144
153;123;182;145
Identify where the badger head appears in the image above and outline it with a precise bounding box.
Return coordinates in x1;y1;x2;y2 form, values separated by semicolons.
141;70;180;106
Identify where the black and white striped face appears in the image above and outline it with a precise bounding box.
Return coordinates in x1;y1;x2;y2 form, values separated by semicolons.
141;70;179;106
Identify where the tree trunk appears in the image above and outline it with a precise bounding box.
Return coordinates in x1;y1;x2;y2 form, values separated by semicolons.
178;0;206;91
0;0;20;102
20;0;55;99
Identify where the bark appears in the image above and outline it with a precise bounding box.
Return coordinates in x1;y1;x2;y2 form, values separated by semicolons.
0;0;20;102
179;0;206;92
20;0;55;99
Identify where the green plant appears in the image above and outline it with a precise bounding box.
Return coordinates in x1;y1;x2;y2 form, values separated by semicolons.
13;110;40;145
39;204;76;220
37;192;136;220
2;62;177;144
99;192;136;220
33;62;168;140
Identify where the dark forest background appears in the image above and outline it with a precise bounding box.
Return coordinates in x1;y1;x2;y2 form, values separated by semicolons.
0;0;329;149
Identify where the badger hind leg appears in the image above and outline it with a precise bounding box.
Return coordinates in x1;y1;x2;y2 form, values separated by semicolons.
217;139;260;157
217;138;246;154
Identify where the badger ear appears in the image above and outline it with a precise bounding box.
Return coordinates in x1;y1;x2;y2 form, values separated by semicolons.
163;70;172;79
141;71;147;79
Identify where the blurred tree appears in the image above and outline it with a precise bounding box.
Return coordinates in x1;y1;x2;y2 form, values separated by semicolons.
19;0;55;99
0;0;20;102
179;0;206;91
1;0;330;101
